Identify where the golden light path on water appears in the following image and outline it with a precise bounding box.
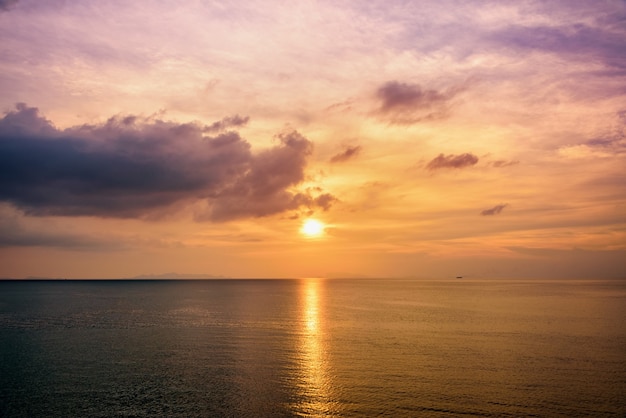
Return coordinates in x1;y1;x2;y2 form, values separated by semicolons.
295;278;337;416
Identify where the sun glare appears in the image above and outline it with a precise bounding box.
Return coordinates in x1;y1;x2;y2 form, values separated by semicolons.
301;219;325;237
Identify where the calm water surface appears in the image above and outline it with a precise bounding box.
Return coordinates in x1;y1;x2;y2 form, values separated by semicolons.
1;278;625;417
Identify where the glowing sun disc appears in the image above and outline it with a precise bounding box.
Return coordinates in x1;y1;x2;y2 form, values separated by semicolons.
301;219;325;237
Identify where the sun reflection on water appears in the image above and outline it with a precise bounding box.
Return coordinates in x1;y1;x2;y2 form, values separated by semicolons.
295;278;337;416
305;280;319;333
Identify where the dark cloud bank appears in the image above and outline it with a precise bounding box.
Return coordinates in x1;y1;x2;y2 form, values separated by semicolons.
0;104;335;221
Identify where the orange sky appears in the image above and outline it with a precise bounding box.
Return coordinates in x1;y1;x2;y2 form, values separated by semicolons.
0;0;624;279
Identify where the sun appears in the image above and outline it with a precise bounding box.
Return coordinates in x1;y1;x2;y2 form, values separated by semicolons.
301;219;325;237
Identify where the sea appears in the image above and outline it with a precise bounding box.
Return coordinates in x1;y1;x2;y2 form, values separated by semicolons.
1;278;625;417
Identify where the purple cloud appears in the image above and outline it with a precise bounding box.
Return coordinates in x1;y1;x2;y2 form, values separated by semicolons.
426;153;479;170
330;145;362;163
204;114;250;133
0;0;18;12
0;104;335;221
586;136;626;154
481;204;508;216
582;111;626;152
0;220;113;250
204;131;335;221
492;159;519;168
491;23;626;71
586;137;616;147
375;81;459;124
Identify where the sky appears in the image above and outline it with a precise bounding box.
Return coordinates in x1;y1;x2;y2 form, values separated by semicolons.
0;0;625;279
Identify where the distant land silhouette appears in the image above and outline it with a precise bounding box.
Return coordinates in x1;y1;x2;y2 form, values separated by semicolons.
130;273;229;280
0;273;228;280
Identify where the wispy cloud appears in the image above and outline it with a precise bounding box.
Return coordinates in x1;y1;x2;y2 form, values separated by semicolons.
426;153;479;170
0;205;116;249
0;0;18;12
490;23;626;71
0;104;335;221
330;145;362;163
492;159;519;168
204;114;250;133
585;113;626;153
480;204;508;216
374;81;459;124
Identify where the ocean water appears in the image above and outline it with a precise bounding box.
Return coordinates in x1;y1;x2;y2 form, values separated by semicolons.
1;278;625;417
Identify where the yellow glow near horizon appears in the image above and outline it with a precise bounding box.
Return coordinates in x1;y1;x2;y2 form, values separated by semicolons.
301;219;325;237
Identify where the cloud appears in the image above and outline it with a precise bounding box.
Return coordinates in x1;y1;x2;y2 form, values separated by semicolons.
0;0;18;12
330;145;362;163
426;153;479;170
314;193;338;211
558;144;613;159
480;204;508;216
0;225;111;249
0;104;335;220
0;103;56;136
374;81;460;124
585;123;626;154
202;131;335;221
492;159;519;168
491;23;626;71
204;114;250;133
0;205;114;249
586;137;617;147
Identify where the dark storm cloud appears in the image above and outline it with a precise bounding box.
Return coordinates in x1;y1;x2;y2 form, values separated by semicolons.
491;23;626;70
0;0;18;12
374;81;459;124
0;104;335;220
330;145;362;163
426;153;479;170
0;103;56;135
204;114;250;133
203;131;337;221
480;204;508;216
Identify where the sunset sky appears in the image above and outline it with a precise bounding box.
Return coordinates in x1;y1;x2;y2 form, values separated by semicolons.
1;0;624;279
